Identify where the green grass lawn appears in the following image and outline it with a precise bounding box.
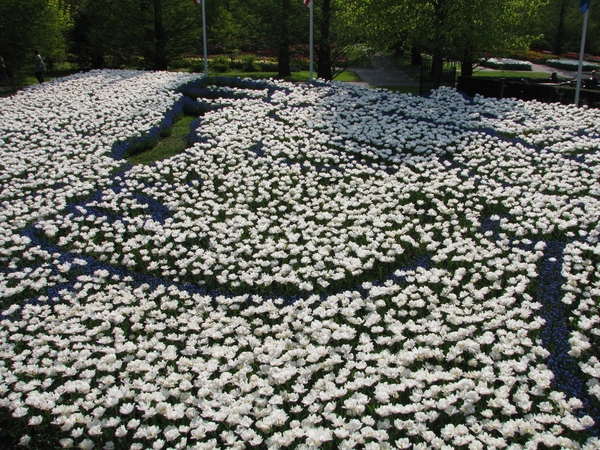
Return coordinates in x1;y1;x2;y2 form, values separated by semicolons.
1;68;84;96
205;69;361;82
469;70;559;80
126;115;196;165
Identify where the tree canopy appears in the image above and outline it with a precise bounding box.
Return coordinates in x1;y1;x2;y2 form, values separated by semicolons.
532;0;600;56
67;0;203;70
1;0;598;82
343;0;546;76
0;0;68;74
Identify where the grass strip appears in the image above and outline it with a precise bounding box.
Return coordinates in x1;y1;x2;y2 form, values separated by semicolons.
127;115;196;165
203;69;361;82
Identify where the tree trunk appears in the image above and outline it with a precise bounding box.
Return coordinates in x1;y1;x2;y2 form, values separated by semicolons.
431;48;444;88
429;0;448;89
91;53;105;69
153;0;168;70
553;0;569;56
393;41;403;57
461;55;473;77
278;0;291;77
411;48;422;66
316;0;333;81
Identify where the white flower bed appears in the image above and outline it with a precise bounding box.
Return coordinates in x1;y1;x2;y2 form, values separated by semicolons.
563;241;600;395
481;58;533;71
1;70;600;449
546;59;599;72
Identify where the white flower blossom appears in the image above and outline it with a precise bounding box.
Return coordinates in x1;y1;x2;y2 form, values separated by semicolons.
0;71;599;450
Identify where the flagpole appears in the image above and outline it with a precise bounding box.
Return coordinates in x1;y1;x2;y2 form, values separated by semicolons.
202;0;208;77
309;0;314;81
575;4;590;106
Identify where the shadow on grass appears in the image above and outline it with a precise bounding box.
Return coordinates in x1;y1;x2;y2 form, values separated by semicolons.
126;115;197;165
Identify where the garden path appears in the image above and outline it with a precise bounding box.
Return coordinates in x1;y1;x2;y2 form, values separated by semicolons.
351;55;419;88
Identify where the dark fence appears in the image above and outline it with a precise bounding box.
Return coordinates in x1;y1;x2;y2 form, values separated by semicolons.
420;62;456;95
457;76;600;108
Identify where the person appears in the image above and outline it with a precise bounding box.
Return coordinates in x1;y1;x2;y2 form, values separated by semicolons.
34;50;46;84
589;70;598;88
549;72;558;83
0;55;8;83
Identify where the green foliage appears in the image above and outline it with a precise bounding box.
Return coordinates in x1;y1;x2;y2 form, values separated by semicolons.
67;0;202;69
0;0;68;75
530;0;600;57
67;0;145;68
341;0;547;74
258;58;279;71
209;55;231;73
238;54;260;72
2;0;581;88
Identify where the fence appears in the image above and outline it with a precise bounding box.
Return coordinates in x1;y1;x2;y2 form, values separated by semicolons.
456;76;600;108
419;62;456;95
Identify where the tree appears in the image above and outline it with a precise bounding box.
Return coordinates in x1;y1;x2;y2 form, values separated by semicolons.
306;0;365;81
552;0;573;55
0;0;68;75
234;0;363;81
315;0;333;80
200;0;254;54
531;0;600;57
229;0;306;77
344;0;546;78
446;0;546;76
68;0;143;68
277;0;292;77
67;0;202;69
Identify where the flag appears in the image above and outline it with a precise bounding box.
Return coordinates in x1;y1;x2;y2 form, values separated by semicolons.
580;0;591;13
303;0;311;6
193;0;201;4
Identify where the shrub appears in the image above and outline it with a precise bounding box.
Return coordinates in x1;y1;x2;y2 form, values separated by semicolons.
209;55;231;73
259;59;278;72
169;58;190;69
170;57;205;71
239;54;260;72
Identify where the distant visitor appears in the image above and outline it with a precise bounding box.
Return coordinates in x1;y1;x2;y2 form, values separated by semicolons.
34;50;45;84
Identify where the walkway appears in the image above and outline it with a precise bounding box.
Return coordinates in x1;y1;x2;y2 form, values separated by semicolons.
351;56;419;88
